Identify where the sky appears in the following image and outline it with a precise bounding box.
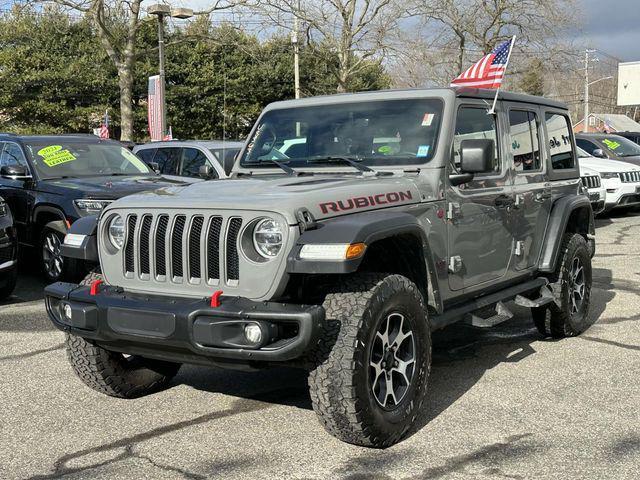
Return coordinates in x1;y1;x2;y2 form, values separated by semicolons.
576;0;640;62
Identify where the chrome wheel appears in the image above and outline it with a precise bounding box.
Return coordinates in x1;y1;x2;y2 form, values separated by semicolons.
42;231;63;280
568;256;585;315
369;312;416;410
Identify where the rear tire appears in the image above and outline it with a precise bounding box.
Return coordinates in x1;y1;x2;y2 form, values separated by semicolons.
532;233;592;338
65;272;181;398
308;273;431;448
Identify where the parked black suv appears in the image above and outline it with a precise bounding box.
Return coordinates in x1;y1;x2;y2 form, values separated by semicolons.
0;195;17;299
0;134;188;281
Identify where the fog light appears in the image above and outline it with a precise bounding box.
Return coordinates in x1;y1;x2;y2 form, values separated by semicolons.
244;323;263;344
62;303;72;321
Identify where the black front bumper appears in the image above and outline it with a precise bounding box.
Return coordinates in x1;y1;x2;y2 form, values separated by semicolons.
45;282;325;366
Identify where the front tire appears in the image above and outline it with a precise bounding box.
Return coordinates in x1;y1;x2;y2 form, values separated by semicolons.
532;233;592;338
0;266;17;300
65;272;181;398
40;227;84;282
308;273;431;448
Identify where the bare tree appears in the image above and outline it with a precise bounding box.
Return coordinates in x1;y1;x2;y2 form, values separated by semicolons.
264;0;400;92
26;0;247;141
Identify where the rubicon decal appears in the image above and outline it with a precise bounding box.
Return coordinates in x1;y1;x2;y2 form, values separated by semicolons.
319;190;413;214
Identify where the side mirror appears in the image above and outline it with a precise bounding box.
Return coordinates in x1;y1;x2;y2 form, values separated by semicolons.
148;161;160;174
460;139;494;173
592;148;607;158
1;165;31;180
199;164;213;179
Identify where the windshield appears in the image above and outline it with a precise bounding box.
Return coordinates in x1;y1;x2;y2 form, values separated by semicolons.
25;141;152;179
240;99;443;169
600;136;640;157
577;147;591;158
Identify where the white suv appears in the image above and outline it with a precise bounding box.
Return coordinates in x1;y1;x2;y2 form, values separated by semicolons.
579;164;606;214
578;147;640;212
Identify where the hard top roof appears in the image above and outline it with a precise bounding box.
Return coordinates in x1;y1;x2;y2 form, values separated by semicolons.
135;140;244;149
0;133;121;144
263;87;568;111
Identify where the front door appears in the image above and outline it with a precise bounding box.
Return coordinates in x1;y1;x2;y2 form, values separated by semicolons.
505;105;552;270
0;141;34;241
447;103;514;290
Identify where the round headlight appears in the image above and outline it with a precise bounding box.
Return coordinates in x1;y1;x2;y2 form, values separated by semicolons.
253;218;283;258
108;215;125;250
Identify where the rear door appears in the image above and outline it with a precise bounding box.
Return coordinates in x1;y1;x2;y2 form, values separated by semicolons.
152;147;181;175
504;104;551;271
447;102;514;290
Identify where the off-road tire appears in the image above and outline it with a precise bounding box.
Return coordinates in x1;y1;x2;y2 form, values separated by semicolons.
307;273;431;448
532;233;592;338
65;272;181;398
0;266;17;300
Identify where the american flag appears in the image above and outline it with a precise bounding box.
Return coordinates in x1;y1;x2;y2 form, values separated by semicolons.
98;110;109;139
451;38;514;89
148;75;163;141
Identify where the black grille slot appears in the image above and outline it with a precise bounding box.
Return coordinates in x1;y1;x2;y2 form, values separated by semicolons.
139;215;152;275
206;217;223;281
155;215;169;276
188;216;204;279
581;176;600;189
226;218;242;281
125;215;137;273
171;216;186;278
619;171;639;183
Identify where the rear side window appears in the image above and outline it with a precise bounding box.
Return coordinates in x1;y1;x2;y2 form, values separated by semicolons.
136;148;156;163
153;148;181;175
452;107;500;173
509;110;541;171
546;113;576;169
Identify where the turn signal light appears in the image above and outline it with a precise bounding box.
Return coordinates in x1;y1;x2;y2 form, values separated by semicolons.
345;243;366;259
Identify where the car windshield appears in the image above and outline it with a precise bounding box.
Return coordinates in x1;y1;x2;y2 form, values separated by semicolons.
240;98;443;169
577;147;591;158
600;136;640;157
25;141;153;179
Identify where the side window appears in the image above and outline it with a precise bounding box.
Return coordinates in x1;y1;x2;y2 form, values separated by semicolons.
152;148;181;175
576;139;596;155
181;148;215;178
136;148;156;164
545;113;575;169
509;110;541;172
452;107;500;173
1;142;29;169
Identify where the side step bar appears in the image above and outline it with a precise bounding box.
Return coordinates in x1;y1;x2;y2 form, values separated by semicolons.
431;278;548;331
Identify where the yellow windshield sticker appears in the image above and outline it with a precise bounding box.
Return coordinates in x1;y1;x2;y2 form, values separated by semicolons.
37;145;77;167
603;139;621;151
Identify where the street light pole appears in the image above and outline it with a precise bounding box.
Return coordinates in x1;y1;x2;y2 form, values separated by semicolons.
583;49;592;133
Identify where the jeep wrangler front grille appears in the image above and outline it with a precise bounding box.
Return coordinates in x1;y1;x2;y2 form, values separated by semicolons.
122;212;243;285
619;171;640;183
581;175;601;189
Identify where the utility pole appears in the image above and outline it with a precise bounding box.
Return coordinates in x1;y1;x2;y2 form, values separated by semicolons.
291;12;301;99
584;49;591;133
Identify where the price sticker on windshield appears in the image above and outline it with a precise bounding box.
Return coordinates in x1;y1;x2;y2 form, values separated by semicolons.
421;113;435;126
37;145;77;167
603;139;621;151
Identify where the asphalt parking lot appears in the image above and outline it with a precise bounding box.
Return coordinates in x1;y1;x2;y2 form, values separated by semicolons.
1;213;639;480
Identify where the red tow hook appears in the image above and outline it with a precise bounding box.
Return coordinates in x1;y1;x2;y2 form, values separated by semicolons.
89;279;103;296
210;290;223;308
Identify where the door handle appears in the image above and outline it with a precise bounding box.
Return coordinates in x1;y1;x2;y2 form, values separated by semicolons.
494;194;514;208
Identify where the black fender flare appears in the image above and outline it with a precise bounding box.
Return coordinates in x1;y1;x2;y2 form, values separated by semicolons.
286;210;441;307
538;194;594;273
60;215;99;262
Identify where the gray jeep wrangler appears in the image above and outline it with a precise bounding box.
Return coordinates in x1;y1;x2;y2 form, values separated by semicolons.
45;88;594;448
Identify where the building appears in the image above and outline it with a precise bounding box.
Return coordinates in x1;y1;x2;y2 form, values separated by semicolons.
573;113;640;134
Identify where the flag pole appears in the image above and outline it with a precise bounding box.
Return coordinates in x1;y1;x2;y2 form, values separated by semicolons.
488;35;516;115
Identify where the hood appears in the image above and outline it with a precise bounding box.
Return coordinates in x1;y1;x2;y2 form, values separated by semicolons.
579;165;599;177
105;173;424;224
39;175;191;200
578;157;640;173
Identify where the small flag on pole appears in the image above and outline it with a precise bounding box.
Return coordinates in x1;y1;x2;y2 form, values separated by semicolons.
148;75;164;141
163;126;173;141
98;110;109;139
450;38;515;89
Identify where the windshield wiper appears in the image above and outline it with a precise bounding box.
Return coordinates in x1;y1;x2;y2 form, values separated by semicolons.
307;156;376;174
244;159;298;176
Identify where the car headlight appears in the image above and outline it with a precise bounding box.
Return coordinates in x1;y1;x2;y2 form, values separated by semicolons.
600;172;619;179
252;218;283;258
107;215;125;250
74;199;113;215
